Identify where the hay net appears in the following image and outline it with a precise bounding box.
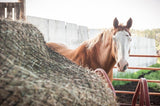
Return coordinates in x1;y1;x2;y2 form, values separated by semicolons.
0;19;116;106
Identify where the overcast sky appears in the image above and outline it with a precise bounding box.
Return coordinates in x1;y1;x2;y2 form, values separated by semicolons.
26;0;160;30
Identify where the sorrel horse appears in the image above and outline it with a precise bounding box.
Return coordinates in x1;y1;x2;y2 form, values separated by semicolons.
46;18;132;81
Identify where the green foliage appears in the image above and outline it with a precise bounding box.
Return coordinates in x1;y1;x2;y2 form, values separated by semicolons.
113;63;160;91
144;64;160;91
145;71;160;91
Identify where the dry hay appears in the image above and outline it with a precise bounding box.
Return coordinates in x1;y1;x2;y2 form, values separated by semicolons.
0;19;116;106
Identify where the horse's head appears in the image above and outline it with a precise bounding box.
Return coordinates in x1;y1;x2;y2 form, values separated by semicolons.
112;18;132;72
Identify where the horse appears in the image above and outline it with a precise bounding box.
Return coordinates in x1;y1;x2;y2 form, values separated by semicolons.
46;18;132;81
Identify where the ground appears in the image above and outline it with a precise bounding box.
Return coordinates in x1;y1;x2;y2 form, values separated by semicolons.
114;81;160;105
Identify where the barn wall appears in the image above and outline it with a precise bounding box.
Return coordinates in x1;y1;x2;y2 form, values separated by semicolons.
27;16;157;76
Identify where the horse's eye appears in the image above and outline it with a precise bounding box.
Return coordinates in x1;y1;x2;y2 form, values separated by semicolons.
126;35;129;37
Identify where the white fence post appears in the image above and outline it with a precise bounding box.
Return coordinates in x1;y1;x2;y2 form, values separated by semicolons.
48;20;66;44
65;22;78;49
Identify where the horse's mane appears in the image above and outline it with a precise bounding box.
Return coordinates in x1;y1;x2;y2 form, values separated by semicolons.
84;29;113;49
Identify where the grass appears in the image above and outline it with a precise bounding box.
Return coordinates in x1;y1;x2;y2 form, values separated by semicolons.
112;63;160;91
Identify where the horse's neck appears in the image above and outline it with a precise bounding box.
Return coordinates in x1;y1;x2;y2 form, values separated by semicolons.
76;38;116;72
97;32;116;73
67;44;88;66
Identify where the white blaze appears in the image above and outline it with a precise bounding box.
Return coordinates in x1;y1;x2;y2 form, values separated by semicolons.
113;30;131;62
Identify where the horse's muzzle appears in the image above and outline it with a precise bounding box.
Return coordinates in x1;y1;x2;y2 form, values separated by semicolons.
117;59;128;72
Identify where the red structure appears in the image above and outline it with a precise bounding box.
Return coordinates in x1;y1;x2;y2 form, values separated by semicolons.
95;68;151;106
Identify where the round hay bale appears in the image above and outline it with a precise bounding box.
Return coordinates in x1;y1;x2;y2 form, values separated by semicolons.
0;19;117;106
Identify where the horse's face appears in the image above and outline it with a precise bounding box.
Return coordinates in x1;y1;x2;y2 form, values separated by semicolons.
113;30;132;72
112;18;132;72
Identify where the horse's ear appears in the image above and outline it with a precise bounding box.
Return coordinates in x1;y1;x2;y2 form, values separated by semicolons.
126;18;132;29
113;17;119;29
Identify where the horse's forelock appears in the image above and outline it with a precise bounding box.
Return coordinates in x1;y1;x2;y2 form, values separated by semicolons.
113;24;131;36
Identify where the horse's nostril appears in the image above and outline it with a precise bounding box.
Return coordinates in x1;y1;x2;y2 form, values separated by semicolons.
127;63;129;66
123;64;128;71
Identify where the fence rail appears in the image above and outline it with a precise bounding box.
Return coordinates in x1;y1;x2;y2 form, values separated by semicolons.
113;78;160;83
0;0;25;20
114;54;160;70
114;66;160;70
115;90;160;96
129;54;160;57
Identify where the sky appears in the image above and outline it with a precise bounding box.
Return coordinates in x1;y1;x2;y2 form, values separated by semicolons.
25;0;160;30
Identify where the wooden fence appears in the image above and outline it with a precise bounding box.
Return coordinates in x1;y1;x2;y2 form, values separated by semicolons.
113;54;160;96
0;0;25;20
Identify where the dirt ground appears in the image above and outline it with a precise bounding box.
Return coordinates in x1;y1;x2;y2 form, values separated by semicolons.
114;82;160;105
